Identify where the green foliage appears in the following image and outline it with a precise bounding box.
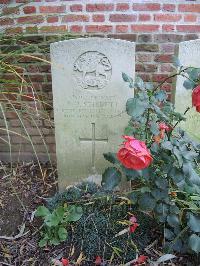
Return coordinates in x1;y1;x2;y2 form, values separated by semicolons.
103;66;200;254
35;204;83;247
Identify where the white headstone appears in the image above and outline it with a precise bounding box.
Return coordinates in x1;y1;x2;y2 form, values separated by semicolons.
175;39;200;141
50;38;135;189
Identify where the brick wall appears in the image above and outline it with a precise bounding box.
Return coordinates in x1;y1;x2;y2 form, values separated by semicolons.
0;0;200;162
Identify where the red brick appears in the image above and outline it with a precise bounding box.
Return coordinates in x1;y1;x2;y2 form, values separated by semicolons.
70;4;82;12
184;14;197;22
131;25;159;32
154;14;181;22
154;54;173;63
138;74;151;82
47;16;58;23
152;74;172;83
70;25;83;33
0;0;10;3
136;63;157;73
160;64;174;73
92;14;105;22
132;3;160;11
160;44;175;53
162;4;175;12
40;25;66;33
116;25;128;33
86;4;114;12
2;7;19;15
62;15;89;22
139;14;151;21
26;26;38;33
110;14;136;22
177;25;200;33
162;25;175;32
39;5;65;13
23;6;36;14
85;25;113;33
6;27;23;34
154;34;183;43
137;54;152;63
161;83;172;92
116;3;129;11
179;4;200;13
0;18;14;25
17;15;44;24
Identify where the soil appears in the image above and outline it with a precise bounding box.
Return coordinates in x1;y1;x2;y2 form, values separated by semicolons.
0;162;199;266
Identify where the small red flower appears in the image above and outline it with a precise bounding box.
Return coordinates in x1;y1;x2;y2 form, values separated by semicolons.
132;255;148;265
192;85;200;112
129;215;139;234
94;256;102;265
130;223;139;233
159;122;171;132
61;258;69;266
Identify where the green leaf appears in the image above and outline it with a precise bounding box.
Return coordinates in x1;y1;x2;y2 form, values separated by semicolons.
138;193;156;211
155;177;168;189
188;234;200;253
122;166;142;180
128;191;139;204
155;203;168;215
145;82;154;91
172;56;180;67
161;141;173;151
173;147;183;167
150;122;160;135
183;162;200;185
189;68;200;81
58;227;68;241
134;76;144;90
67;206;83;222
103;152;118;164
164;228;175;240
155;90;167;102
55;206;65;220
35;206;50;217
122;72;133;87
124;125;134;135
50;237;60;246
39;238;48;248
102;167;122;190
183;79;195;90
45;212;60;227
126;98;147;118
167;215;180;228
188;213;200;233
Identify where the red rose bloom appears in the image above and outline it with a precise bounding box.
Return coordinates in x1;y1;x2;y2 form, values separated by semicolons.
117;136;153;170
192;85;200;112
61;258;69;266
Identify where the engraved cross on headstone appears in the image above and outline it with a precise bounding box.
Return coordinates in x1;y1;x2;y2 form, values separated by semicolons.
79;123;108;171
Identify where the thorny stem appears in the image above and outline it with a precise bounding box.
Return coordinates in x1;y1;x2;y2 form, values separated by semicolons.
172;107;190;130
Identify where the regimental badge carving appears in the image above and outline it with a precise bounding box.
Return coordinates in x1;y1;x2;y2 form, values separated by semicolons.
73;51;112;90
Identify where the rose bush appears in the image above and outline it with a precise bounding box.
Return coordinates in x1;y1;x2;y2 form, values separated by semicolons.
102;63;200;254
117;136;152;170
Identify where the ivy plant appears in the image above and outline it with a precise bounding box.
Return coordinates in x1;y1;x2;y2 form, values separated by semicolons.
35;204;83;247
102;63;200;254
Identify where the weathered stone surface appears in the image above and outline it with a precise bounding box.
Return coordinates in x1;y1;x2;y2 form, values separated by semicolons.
51;38;135;189
175;39;200;141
